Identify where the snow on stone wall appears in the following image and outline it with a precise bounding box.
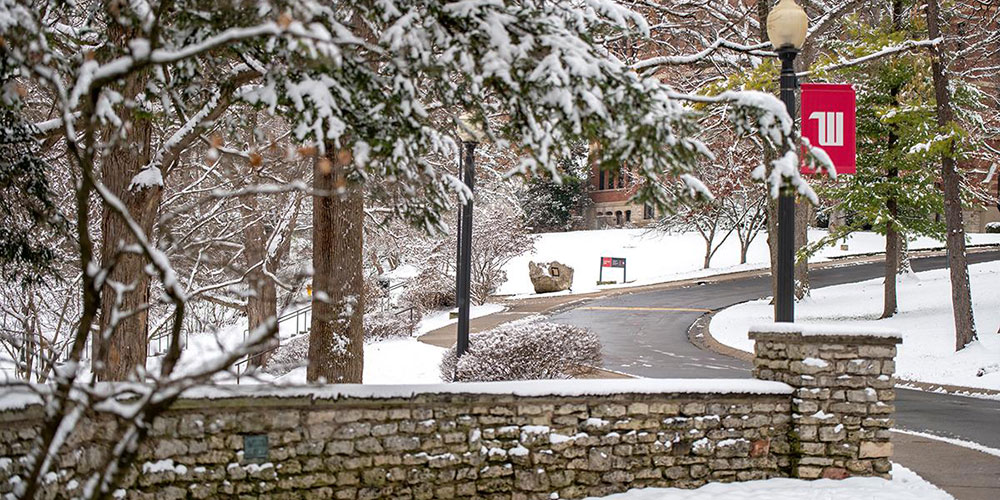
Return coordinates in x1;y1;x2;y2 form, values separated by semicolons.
0;331;900;499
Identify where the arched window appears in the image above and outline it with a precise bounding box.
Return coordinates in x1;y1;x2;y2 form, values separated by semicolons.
615;211;623;226
625;210;631;222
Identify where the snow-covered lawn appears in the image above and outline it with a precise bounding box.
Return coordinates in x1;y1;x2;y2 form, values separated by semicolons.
498;228;1000;297
272;338;446;385
586;464;949;500
711;261;1000;391
166;303;499;385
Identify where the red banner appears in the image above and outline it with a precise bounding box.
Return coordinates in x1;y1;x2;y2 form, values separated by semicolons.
801;83;856;175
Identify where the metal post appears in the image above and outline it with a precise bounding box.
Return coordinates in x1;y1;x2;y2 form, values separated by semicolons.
456;141;477;357
455;155;464;306
776;46;799;323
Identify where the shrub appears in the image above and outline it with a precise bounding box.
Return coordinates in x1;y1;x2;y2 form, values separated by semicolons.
262;334;309;375
439;317;602;382
400;266;456;313
518;149;591;232
986;222;1000;234
365;310;417;342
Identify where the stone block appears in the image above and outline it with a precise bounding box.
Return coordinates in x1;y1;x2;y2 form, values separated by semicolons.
821;467;849;479
859;441;892;458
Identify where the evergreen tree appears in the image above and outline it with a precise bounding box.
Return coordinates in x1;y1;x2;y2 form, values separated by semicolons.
519;150;591;232
0;88;63;286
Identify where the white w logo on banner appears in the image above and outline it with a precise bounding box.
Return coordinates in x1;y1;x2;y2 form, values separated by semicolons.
809;111;844;146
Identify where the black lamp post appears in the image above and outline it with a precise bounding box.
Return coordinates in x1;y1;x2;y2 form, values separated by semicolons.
456;115;482;356
767;0;808;323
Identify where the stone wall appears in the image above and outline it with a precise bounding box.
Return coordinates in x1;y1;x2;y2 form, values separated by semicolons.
750;325;902;480
0;326;900;499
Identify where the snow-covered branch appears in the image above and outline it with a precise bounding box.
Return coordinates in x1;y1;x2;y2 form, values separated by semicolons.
800;38;943;77
632;39;772;71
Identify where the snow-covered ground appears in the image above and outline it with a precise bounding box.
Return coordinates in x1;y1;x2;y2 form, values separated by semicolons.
586;464;949;500
498;228;1000;297
273;338;446;385
0;303;496;385
711;261;1000;392
166;303;507;385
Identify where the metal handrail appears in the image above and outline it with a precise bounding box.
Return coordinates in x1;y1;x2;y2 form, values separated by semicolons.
148;328;189;357
393;305;417;335
235;304;312;383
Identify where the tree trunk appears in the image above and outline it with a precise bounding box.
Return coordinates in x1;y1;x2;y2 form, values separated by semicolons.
94;25;157;379
882;215;899;319
926;0;977;350
794;201;811;299
740;239;749;265
20;292;36;381
308;148;365;383
241;190;279;370
883;15;902;320
899;237;912;275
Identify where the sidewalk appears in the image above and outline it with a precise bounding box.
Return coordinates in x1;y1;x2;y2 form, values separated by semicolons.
892;431;1000;500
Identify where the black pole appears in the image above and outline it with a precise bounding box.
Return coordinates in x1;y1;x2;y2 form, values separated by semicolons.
776;46;799;323
455;152;464;307
457;140;477;356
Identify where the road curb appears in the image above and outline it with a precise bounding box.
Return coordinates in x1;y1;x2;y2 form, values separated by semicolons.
687;310;753;363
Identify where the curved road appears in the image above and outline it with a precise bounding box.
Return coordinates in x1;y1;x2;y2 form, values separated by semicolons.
550;250;1000;449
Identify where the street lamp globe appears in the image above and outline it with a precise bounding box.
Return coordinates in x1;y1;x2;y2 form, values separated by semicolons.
766;0;808;50
457;112;485;143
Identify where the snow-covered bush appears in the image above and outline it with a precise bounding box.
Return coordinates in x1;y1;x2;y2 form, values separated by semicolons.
439;318;601;382
400;201;535;310
262;335;310;375
365;310;417;342
400;267;456;313
468;207;536;304
986;222;1000;233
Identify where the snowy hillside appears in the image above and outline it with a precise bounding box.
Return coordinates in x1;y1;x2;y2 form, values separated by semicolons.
498;228;1000;297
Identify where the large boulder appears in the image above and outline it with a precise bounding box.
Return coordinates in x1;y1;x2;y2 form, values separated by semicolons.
529;261;574;293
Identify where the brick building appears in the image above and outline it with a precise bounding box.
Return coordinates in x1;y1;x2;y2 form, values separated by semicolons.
584;163;657;228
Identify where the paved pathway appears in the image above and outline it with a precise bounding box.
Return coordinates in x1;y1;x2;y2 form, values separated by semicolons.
892;431;1000;500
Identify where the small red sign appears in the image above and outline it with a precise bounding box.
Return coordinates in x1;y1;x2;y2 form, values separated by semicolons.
801;83;856;175
601;257;612;268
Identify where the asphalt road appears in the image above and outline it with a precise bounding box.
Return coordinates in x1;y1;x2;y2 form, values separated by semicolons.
551;249;1000;448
